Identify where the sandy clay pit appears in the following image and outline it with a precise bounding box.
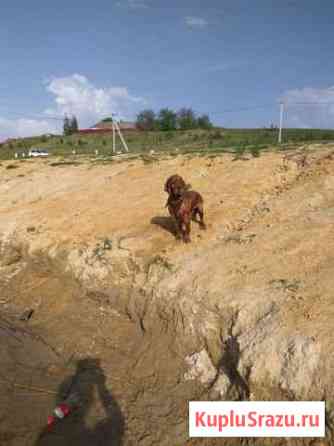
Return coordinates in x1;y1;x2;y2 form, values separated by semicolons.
0;145;334;445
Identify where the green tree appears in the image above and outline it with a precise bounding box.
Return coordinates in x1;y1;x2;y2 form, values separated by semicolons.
197;114;213;130
63;115;71;136
177;108;197;130
158;108;177;131
136;109;156;131
71;116;79;133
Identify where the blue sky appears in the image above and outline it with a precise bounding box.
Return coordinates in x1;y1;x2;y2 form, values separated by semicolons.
1;0;334;139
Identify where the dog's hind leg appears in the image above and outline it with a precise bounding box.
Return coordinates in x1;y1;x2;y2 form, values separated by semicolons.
196;203;206;230
191;208;198;222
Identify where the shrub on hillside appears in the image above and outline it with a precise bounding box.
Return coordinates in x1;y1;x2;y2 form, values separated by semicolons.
158;109;177;131
197;114;213;130
176;108;197;130
136;110;156;131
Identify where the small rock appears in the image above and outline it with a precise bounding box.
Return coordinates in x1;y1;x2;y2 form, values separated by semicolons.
0;244;22;266
19;309;34;321
27;226;36;233
103;239;113;250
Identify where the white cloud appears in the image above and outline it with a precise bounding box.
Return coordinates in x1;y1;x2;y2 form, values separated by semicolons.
281;86;334;128
282;86;334;105
185;16;209;29
0;118;57;142
45;73;144;128
0;74;145;141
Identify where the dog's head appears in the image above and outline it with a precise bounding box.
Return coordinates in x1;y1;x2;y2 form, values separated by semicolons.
165;175;188;198
165;175;182;193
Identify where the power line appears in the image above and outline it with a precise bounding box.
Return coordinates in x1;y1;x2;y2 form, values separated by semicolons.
284;102;334;106
196;101;334;117
207;105;276;115
1;101;333;124
0;110;64;121
193;104;276;117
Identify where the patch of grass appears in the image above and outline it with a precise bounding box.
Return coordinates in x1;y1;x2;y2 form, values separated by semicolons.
140;154;158;165
211;129;224;139
49;161;82;167
249;145;261;158
92;238;113;262
90;157;114;165
146;255;175;273
233;144;247;160
223;233;256;244
93;246;105;259
165;131;175;140
269;279;301;292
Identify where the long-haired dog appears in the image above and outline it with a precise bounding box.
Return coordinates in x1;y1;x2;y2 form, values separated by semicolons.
167;190;206;243
164;174;191;200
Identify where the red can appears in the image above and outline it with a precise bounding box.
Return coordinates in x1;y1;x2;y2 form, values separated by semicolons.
47;393;81;429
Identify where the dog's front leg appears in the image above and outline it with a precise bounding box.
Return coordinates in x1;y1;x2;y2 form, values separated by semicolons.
175;219;183;240
182;217;191;243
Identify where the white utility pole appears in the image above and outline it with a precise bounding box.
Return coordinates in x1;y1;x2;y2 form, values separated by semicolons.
111;114;129;153
278;102;284;144
113;120;129;152
112;120;116;153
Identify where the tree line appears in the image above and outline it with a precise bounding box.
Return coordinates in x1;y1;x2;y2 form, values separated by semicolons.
63;115;79;136
136;108;213;131
62;108;213;136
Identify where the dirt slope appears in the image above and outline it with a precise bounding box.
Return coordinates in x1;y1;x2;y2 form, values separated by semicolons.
0;145;333;446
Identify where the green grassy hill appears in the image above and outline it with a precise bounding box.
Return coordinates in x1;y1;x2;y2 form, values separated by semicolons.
1;128;334;160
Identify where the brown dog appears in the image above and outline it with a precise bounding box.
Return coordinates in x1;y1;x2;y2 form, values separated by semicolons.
167;190;206;243
164;174;191;201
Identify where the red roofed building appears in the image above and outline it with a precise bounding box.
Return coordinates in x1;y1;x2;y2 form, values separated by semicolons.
77;120;138;135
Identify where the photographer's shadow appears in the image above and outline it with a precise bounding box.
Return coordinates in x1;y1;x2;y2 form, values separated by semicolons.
36;358;124;446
